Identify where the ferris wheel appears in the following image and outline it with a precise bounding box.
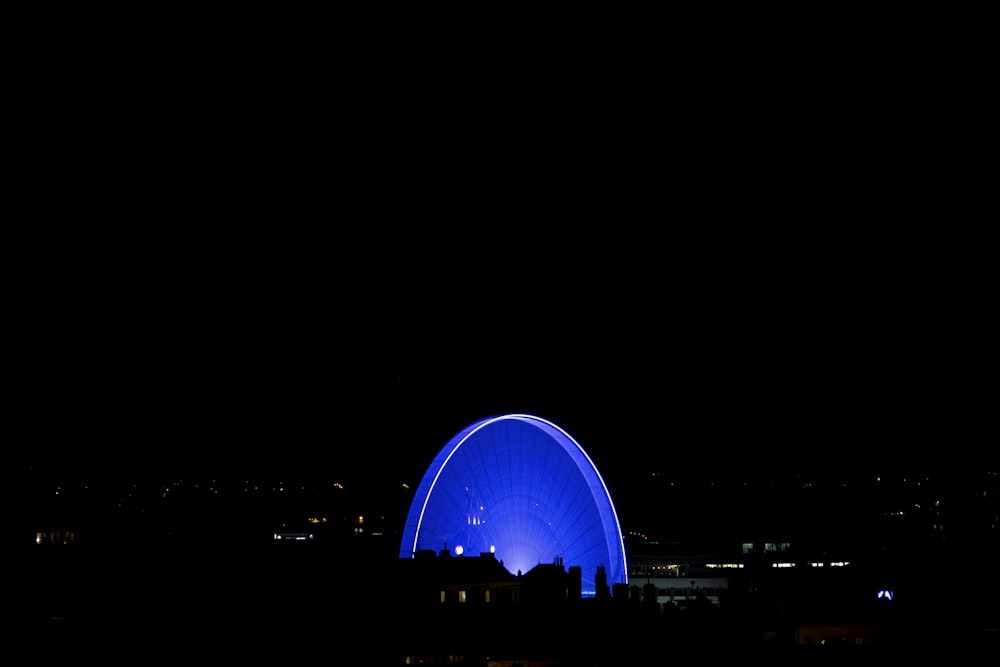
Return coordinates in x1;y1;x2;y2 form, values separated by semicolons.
399;413;627;594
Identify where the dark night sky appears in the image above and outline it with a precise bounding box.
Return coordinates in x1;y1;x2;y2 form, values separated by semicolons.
12;18;995;495
16;227;993;495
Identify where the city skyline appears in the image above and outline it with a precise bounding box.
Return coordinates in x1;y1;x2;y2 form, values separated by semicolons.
15;15;996;663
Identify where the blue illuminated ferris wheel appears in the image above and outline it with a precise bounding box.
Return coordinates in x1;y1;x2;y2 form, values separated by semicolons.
399;413;627;593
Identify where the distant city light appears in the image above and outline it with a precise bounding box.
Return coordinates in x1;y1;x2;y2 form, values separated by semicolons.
273;532;313;541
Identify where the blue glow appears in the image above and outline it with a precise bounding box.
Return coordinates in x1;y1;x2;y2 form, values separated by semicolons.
400;413;627;594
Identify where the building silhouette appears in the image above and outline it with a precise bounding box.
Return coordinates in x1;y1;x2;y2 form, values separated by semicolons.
23;462;999;664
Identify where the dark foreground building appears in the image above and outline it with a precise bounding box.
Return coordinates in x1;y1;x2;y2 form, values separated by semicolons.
22;467;999;665
385;543;999;665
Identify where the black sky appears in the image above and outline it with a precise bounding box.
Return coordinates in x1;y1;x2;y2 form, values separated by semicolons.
17;227;992;491
12;19;995;491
